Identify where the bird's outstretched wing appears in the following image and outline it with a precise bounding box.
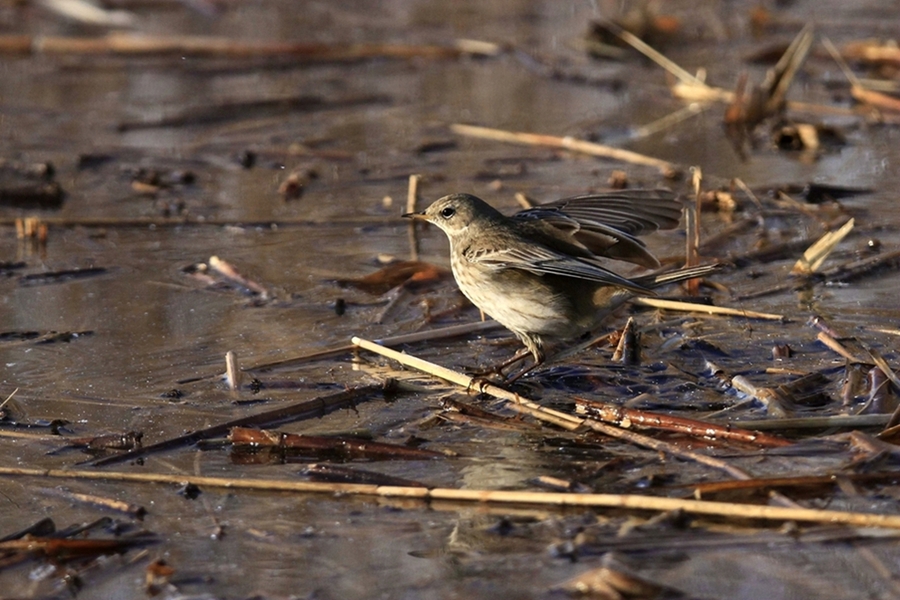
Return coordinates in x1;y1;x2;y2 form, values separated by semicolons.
512;189;682;268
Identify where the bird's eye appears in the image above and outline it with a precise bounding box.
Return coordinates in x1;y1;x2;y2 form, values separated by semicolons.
440;207;455;219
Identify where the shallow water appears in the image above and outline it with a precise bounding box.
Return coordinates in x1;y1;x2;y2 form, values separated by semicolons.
2;1;900;598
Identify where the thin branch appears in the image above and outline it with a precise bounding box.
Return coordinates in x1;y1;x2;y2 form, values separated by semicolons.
574;397;792;448
86;382;393;467
450;123;678;177
2;466;900;529
0;33;501;59
729;414;889;430
178;320;502;384
406;174;422;262
633;297;784;320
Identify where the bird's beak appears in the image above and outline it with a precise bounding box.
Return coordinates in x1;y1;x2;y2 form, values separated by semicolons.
402;211;426;220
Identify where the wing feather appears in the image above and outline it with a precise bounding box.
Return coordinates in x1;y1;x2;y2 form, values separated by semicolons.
511;189;682;267
466;244;652;294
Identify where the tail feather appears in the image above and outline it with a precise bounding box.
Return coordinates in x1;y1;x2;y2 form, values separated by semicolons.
632;263;722;290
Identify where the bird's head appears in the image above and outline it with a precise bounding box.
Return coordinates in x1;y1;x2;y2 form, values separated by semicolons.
403;193;500;237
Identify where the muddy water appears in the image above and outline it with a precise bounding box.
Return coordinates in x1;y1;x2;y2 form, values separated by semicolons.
2;1;900;598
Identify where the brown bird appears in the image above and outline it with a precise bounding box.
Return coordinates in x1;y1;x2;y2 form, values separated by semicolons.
404;189;717;378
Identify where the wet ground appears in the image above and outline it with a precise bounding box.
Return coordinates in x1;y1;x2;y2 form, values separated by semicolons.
2;1;900;598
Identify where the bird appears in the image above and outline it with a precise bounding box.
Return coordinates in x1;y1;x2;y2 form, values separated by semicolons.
403;189;718;379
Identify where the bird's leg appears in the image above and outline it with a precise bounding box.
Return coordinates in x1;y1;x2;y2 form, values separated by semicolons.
493;347;532;373
503;355;543;383
468;350;539;388
503;335;545;383
468;347;531;381
469;335;545;383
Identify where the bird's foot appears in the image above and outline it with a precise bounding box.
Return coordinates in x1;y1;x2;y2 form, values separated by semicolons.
502;359;542;384
463;348;545;391
465;374;500;394
479;348;531;376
